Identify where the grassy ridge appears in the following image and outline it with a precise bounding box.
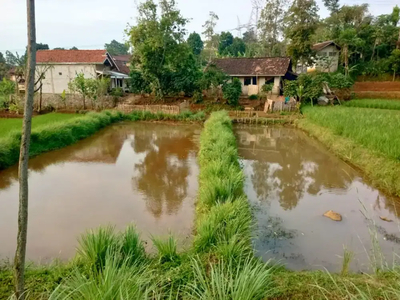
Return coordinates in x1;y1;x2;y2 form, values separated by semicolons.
0;110;205;170
0;113;80;138
299;106;400;196
344;99;400;110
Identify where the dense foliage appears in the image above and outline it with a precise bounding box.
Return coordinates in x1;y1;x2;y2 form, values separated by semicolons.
284;72;354;103
222;78;242;105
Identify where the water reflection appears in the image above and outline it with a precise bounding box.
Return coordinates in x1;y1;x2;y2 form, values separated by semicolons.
131;127;196;218
236;125;400;272
0;123;200;261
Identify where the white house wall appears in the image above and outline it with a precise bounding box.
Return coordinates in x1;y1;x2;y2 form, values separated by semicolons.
316;45;340;72
38;64;98;94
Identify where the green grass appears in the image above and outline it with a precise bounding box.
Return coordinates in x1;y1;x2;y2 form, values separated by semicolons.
344;99;400;110
0;113;80;139
302;106;400;161
299;106;400;196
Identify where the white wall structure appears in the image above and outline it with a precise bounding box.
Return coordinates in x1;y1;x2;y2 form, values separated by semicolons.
36;50;131;94
38;64;98;94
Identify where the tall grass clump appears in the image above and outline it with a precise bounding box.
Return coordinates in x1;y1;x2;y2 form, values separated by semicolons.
49;254;156;300
151;234;180;264
344;99;400;111
185;255;275;300
298;106;400;196
76;225;146;273
195;111;253;260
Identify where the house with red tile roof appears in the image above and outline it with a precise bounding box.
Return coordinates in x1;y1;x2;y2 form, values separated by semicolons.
36;49;131;94
212;57;296;95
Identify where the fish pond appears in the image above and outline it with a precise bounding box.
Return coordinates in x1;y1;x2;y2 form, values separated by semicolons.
0;122;200;262
236;125;400;272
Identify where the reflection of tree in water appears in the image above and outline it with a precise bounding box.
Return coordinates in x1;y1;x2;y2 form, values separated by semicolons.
131;127;196;218
238;127;356;210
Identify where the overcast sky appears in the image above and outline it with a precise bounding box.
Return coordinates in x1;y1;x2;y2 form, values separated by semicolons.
0;0;396;54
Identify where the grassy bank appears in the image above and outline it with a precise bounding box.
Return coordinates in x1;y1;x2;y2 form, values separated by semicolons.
344;99;400;110
0;113;80;138
298;106;400;196
0;110;205;170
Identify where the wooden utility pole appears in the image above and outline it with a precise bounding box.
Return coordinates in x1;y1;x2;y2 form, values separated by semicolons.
14;0;36;299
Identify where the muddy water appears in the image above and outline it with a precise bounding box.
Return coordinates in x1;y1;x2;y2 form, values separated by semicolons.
0;122;200;262
236;125;400;272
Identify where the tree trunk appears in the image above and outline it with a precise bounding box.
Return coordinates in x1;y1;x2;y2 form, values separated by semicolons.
344;45;349;77
394;70;396;82
14;1;36;299
38;82;42;113
397;28;400;50
82;95;86;110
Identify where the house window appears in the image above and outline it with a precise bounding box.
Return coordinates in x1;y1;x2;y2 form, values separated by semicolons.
59;72;62;75
321;52;327;57
252;76;257;85
329;52;335;57
244;77;251;86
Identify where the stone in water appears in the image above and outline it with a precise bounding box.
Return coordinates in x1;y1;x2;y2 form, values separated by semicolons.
323;210;342;221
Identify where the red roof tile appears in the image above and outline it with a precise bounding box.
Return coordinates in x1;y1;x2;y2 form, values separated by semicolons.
212;57;292;76
110;55;131;75
36;50;108;63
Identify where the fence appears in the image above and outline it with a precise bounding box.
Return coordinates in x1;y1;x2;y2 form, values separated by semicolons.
117;104;181;115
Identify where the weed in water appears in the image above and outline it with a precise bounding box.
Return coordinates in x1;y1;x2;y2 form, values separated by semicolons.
340;246;354;276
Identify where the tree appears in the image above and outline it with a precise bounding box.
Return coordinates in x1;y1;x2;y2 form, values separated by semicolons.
229;38;246;57
337;28;364;76
258;0;288;56
34;65;53;112
53;47;65;50
284;0;319;68
222;78;242;106
105;40;129;55
218;31;234;55
323;0;339;14
36;43;49;50
243;30;257;45
14;1;36;299
0;52;7;80
128;0;194;99
187;32;203;56
390;49;400;80
68;73;89;109
202;11;219;61
70;46;78;50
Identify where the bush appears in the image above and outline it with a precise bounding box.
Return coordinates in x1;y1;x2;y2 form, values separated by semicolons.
110;87;124;98
249;94;258;100
262;83;274;93
222;78;242;106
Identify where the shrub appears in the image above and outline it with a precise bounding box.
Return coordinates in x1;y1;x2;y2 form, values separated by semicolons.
249;94;258;100
185;255;275;300
151;234;180;264
262;83;274;93
222;78;242;106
